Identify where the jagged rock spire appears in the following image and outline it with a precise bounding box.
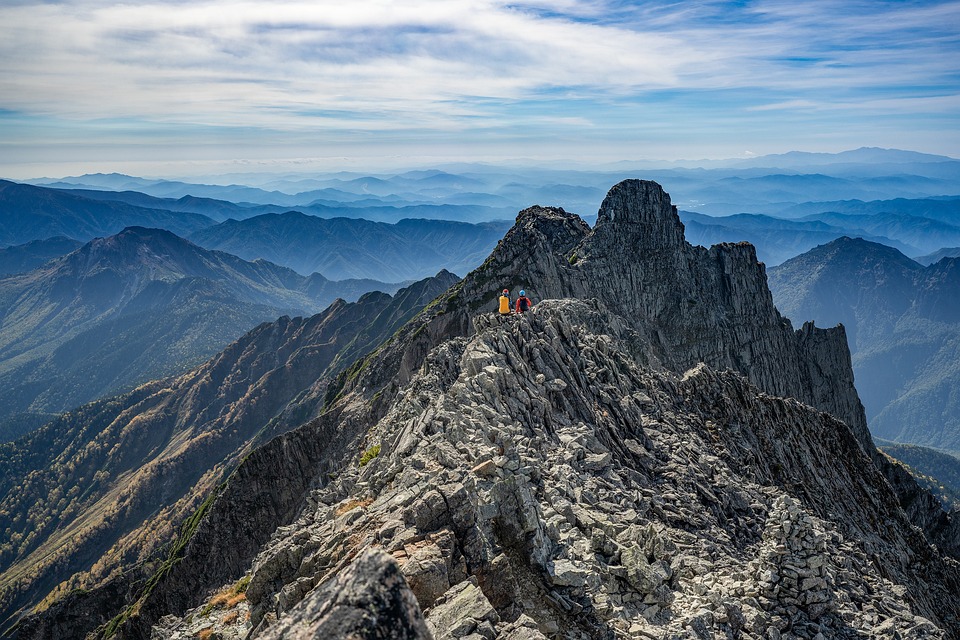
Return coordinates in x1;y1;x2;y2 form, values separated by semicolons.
594;179;686;250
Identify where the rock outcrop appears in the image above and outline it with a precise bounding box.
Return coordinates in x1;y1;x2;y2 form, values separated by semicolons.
181;299;958;639
424;181;870;450
256;549;430;640
14;180;960;639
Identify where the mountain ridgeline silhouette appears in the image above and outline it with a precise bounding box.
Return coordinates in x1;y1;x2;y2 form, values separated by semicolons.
0;226;403;433
0;180;215;246
4;180;959;639
187;211;511;281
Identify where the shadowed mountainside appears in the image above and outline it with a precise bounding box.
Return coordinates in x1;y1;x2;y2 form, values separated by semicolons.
0;237;83;276
769;237;960;453
880;443;960;512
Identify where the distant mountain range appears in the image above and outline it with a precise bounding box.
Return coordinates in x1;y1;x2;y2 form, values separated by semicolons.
0;180;215;246
188;211;511;281
1;181;515;282
681;197;960;264
729;147;957;169
0;237;83;276
0;227;401;435
768;237;960;453
23;147;960;218
28;174;519;222
0;270;457;635
9;148;956;273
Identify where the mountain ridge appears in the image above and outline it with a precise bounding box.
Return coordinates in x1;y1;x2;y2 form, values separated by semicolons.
0;226;403;428
0;181;216;246
6;179;960;640
80;179;959;639
0;270;459;637
769;237;960;453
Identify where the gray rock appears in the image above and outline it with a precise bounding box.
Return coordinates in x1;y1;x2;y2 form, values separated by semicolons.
137;181;960;640
426;580;499;640
257;548;431;639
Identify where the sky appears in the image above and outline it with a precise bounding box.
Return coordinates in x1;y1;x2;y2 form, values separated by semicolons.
1;0;958;179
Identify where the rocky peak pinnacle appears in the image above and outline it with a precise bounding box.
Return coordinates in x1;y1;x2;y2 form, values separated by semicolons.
594;179;685;249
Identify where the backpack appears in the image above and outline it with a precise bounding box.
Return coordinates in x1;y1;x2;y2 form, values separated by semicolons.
517;296;530;312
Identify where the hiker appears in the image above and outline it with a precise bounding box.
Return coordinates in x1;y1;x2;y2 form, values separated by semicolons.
499;289;512;315
515;290;532;314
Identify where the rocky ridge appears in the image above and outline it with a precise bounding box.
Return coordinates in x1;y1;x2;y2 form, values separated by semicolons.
22;180;960;638
1;271;458;639
161;298;958;639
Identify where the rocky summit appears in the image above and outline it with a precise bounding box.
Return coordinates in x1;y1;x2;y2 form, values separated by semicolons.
16;181;960;640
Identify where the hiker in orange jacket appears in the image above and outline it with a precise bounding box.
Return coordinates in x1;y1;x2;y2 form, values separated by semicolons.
499;289;512;315
515;290;532;314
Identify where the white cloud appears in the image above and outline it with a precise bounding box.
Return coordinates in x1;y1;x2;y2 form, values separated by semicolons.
0;0;957;167
0;0;708;127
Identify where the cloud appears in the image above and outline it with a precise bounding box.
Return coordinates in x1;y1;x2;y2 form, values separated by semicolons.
0;0;958;169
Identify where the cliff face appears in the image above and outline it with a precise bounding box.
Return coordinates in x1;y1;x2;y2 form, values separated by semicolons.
17;181;960;639
433;180;870;449
770;238;960;455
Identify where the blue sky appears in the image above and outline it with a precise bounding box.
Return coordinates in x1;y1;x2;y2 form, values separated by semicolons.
1;0;958;178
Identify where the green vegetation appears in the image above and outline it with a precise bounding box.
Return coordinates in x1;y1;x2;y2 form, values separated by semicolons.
103;487;221;638
359;444;381;467
568;251;579;265
234;575;251;594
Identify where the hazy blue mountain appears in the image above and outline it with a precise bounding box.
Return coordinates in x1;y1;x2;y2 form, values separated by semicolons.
0;180;216;246
35;172;515;213
0;236;82;275
880;443;960;511
28;149;960;224
731;147;957;169
680;174;958;214
917;247;960;265
49;181;516;224
54;187;263;222
798;212;960;254
38;178;519;222
774;197;960;222
189;211;512;281
679;211;912;265
296;201;516;222
768;238;960;452
680;197;960;264
34;175;308;206
0;227;402;430
29;172;158;191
